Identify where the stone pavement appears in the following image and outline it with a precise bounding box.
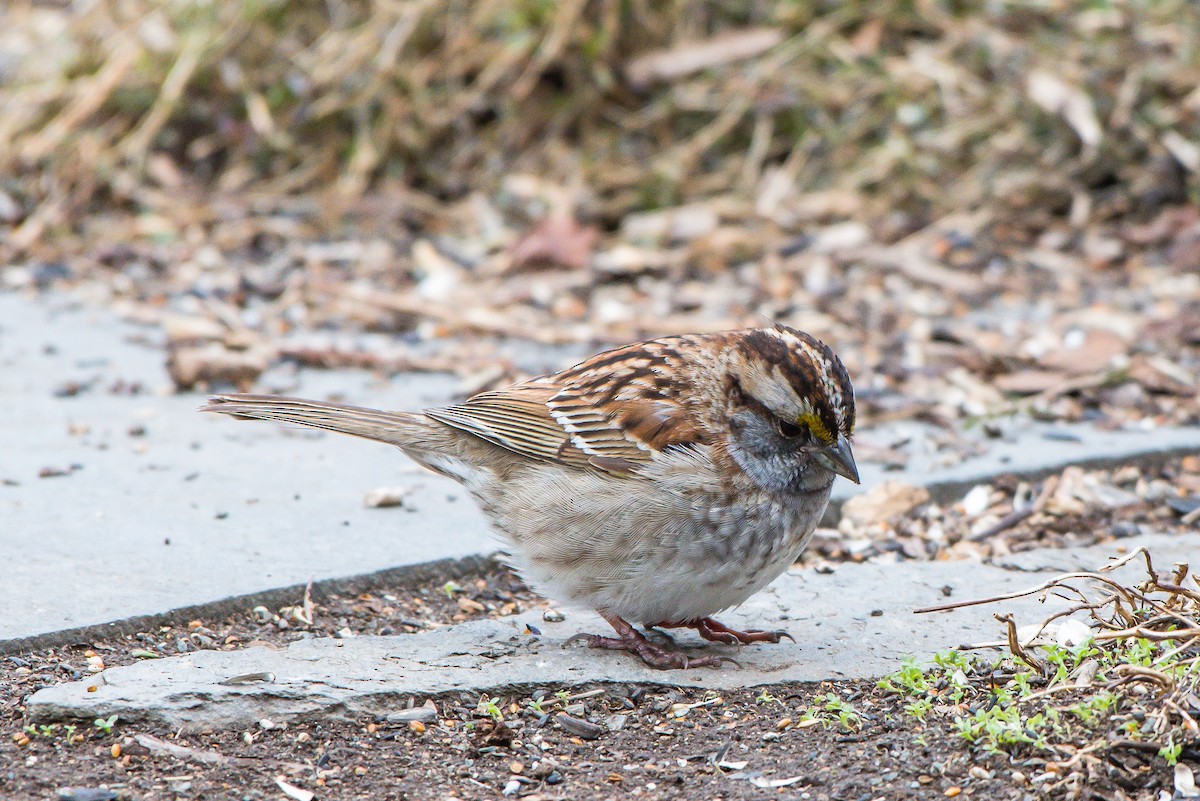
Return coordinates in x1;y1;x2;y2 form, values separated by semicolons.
26;533;1197;730
4;291;1200;656
0;294;490;649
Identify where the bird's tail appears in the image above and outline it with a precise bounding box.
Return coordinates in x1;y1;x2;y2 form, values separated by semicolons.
200;394;433;448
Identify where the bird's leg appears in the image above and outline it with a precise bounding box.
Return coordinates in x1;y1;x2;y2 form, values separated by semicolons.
564;611;735;670
652;617;795;645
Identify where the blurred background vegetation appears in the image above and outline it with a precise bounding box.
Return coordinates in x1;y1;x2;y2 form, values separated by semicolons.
2;0;1197;254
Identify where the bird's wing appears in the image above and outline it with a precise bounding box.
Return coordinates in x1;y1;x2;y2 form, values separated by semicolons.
426;368;702;474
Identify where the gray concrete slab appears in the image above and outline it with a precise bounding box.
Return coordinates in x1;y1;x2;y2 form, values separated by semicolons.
26;533;1197;730
4;291;1198;652
830;419;1200;506
0;293;491;645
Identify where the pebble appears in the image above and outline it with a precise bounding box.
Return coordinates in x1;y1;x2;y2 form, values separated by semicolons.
363;486;409;508
961;485;991;517
55;790;118;801
457;597;486;614
555;713;605;740
386;706;437;723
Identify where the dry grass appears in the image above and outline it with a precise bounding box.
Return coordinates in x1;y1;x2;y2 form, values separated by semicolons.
1;0;1198;258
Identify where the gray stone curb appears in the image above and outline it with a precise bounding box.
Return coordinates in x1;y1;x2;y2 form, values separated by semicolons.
26;533;1198;730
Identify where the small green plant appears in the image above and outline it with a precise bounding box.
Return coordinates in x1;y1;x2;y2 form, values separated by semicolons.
823;694;863;731
476;695;503;721
798;693;862;732
1159;736;1182;766
1066;691;1117;725
93;715;118;734
442;581;462;599
880;651;985;713
932;650;974;672
1123;637;1156;667
24;723;71;740
878;656;930;695
755;689;781;706
952;696;1061;754
904;697;933;720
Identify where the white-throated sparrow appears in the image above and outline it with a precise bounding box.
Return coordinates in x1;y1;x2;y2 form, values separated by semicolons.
202;325;858;669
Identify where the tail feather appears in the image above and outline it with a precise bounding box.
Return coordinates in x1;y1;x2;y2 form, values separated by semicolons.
200;394;429;448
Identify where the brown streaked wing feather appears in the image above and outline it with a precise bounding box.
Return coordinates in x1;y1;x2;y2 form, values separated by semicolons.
425;342;707;471
549;336;707;454
426;383;595;468
547;390;697;456
611;396;701;451
542;388;652;463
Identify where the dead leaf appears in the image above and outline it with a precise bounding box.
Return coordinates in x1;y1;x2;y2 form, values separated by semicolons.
1176;763;1200;798
275;777;315;801
1039;329;1127;375
749;775;806;789
166;341;269;391
510;215;597;271
840;481;930;528
1127;357;1196;395
994;369;1065;395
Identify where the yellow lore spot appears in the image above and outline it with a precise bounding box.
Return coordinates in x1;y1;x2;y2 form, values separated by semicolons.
797;411;833;445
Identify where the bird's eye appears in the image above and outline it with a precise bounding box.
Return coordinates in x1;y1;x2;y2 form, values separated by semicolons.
777;419;807;439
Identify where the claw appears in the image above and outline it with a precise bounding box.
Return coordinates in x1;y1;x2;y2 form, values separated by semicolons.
561;632;595;649
654;617;796;646
566;612;734;670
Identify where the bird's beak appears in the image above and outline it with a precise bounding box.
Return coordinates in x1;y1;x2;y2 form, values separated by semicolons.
814;434;860;484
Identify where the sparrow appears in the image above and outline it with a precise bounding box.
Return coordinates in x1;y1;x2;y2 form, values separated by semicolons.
201;324;858;669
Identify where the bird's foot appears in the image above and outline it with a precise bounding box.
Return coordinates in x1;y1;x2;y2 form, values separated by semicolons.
563;612;737;670
653;617;795;646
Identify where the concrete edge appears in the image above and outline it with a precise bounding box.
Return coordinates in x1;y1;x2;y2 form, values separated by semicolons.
1;554;495;658
26;679;792;728
820;445;1193;526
